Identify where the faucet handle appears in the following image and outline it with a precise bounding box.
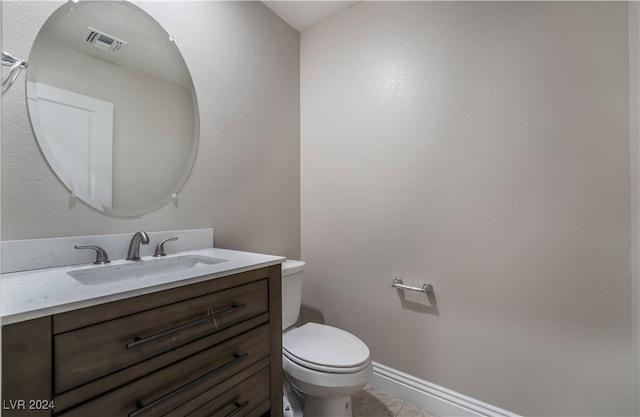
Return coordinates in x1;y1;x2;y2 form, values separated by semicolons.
74;245;110;265
153;237;178;257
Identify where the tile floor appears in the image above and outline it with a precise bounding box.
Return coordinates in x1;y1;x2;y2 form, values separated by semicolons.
352;385;434;417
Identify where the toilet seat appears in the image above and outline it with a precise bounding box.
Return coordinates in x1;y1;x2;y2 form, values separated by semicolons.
283;322;370;374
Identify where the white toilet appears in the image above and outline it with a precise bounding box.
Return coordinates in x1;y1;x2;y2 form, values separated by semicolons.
281;260;372;417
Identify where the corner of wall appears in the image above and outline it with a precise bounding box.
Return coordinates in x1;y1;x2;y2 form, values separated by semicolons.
630;2;640;415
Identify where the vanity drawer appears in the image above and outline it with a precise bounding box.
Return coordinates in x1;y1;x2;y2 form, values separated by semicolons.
56;324;270;417
179;366;270;417
54;279;268;393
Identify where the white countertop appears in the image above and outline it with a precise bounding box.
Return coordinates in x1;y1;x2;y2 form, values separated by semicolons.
1;248;285;325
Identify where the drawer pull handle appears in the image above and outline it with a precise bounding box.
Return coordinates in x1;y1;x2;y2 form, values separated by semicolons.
128;352;249;417
126;303;247;349
224;401;250;417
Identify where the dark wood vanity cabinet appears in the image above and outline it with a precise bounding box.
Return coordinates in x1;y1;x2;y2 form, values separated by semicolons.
2;264;283;417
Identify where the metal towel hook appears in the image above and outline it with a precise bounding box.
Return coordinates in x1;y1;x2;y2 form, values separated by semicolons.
2;51;28;97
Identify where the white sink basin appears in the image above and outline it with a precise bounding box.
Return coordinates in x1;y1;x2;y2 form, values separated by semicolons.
68;255;228;286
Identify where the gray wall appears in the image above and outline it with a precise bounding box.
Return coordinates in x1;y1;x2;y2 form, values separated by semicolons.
630;2;640;414
1;1;300;259
301;2;632;416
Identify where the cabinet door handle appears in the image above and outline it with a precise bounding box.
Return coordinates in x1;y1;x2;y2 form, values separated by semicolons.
128;353;249;417
224;401;249;417
126;303;247;349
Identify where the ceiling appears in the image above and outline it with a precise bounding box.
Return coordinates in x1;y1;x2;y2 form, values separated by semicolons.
262;1;358;32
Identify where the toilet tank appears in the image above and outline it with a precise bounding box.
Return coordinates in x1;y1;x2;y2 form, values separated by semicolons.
281;260;306;330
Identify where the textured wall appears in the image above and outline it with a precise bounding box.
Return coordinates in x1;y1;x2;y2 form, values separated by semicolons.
301;2;632;415
1;1;300;259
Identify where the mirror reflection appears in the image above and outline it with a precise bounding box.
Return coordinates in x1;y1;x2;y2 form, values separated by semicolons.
27;0;199;217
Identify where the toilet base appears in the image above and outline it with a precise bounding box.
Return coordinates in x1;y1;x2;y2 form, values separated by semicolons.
304;395;353;417
284;379;303;417
284;378;354;417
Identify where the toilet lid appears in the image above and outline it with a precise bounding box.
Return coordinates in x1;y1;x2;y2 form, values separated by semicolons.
283;323;370;373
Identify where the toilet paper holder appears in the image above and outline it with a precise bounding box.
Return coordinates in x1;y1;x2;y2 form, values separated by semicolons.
391;278;433;294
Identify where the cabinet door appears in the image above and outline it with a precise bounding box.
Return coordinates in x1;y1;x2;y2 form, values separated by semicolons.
1;317;53;417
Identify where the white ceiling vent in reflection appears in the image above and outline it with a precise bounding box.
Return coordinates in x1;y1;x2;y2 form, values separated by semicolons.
84;27;127;54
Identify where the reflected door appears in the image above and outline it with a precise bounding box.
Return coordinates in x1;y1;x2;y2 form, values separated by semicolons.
28;82;113;208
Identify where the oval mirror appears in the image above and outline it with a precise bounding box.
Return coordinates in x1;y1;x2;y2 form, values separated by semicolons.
26;0;199;217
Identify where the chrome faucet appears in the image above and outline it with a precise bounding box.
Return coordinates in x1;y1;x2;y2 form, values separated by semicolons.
126;231;150;261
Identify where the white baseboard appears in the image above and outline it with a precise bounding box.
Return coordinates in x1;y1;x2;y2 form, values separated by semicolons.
369;362;520;417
